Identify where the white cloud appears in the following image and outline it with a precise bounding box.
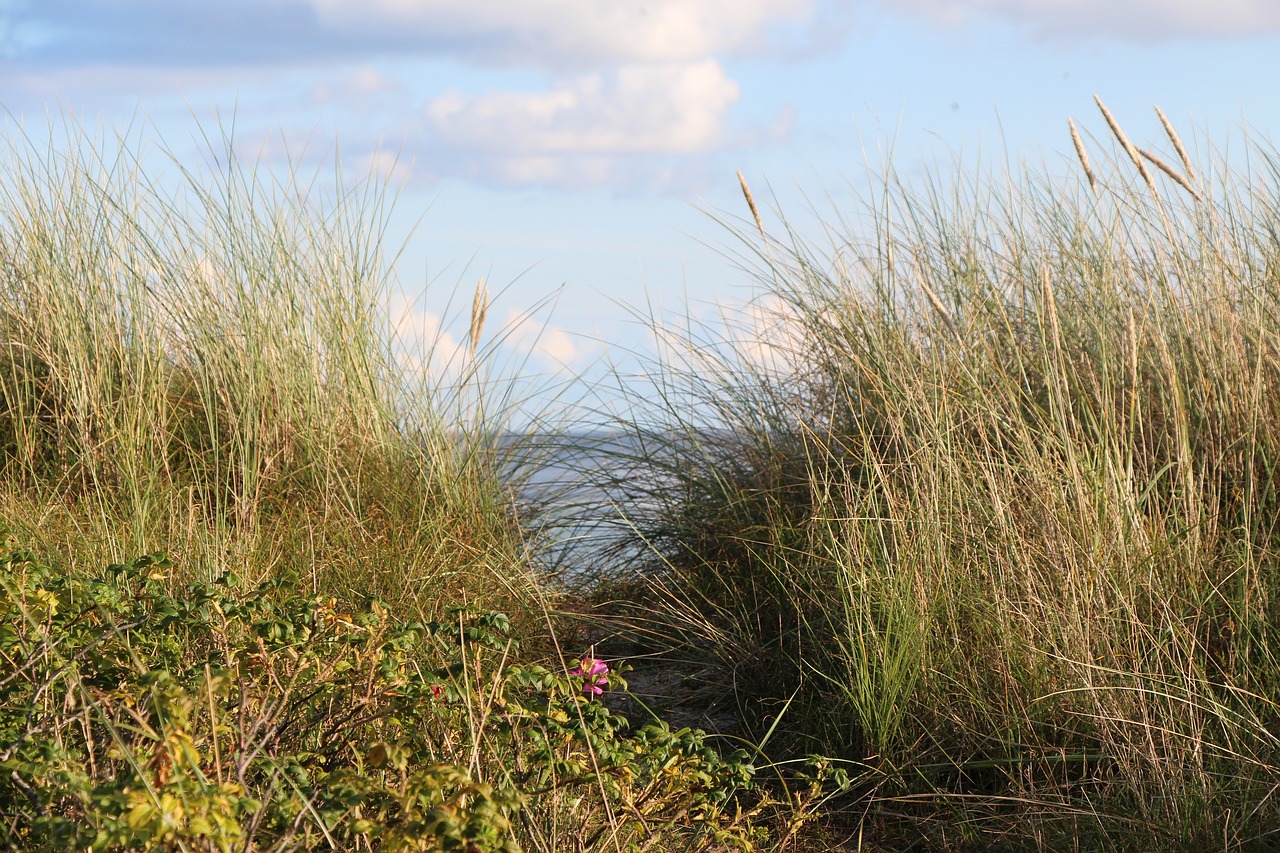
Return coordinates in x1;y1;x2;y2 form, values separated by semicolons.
310;66;400;105
426;60;739;156
500;307;583;371
409;59;747;190
5;2;810;192
721;294;805;377
650;293;807;381
885;0;1280;38
0;2;826;197
386;292;469;382
385;293;593;384
2;2;798;192
352;147;417;183
303;0;816;68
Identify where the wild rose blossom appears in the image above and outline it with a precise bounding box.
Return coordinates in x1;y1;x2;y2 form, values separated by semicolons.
569;656;610;696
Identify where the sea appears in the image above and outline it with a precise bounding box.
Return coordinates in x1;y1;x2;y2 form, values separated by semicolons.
501;430;672;583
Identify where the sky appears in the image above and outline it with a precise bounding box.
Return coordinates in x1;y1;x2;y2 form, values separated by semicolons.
2;1;1279;411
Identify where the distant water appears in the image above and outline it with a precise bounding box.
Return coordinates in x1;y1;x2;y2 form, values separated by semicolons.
500;431;666;581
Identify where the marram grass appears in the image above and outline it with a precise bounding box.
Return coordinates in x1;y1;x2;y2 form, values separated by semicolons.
10;103;1280;850
0;115;855;853
0;117;541;615
592;105;1280;849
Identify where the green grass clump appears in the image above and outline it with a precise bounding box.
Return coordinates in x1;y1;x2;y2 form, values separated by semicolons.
0;116;535;614
597;111;1280;848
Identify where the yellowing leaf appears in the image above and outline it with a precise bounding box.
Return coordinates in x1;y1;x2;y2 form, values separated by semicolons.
126;802;156;831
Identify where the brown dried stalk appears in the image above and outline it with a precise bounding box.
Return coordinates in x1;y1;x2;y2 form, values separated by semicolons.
1068;118;1099;196
737;169;766;239
915;259;961;344
1138;146;1202;201
1094;95;1159;196
1155;105;1199;186
468;277;488;357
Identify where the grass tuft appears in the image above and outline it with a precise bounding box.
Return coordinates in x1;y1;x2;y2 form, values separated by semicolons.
0;115;541;616
588;110;1280;849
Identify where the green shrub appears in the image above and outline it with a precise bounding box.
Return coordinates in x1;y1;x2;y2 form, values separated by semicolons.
0;539;786;851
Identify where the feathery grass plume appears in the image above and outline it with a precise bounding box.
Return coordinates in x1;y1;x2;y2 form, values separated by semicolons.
468;276;489;357
1155;104;1199;186
1094;94;1159;195
737;169;766;239
1138;146;1202;201
1068;118;1100;196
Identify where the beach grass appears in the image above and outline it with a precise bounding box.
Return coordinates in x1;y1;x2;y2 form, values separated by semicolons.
0;116;544;613
9;102;1280;850
0;117;810;851
586;106;1280;849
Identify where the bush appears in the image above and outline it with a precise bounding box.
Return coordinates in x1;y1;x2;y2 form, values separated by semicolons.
0;540;778;851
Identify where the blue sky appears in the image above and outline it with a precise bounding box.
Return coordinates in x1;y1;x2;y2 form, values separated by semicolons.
3;1;1279;395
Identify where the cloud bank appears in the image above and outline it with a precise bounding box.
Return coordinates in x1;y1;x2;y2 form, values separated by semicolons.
884;0;1280;40
4;0;1275;192
4;0;1273;74
426;62;738;156
4;1;815;71
2;1;819;191
419;60;740;189
305;0;815;69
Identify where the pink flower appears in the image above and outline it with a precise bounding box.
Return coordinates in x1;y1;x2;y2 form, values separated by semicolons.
569;656;610;696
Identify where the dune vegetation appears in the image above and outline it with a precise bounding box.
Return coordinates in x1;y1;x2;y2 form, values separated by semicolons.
0;119;830;852
586;102;1280;850
4;101;1280;850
